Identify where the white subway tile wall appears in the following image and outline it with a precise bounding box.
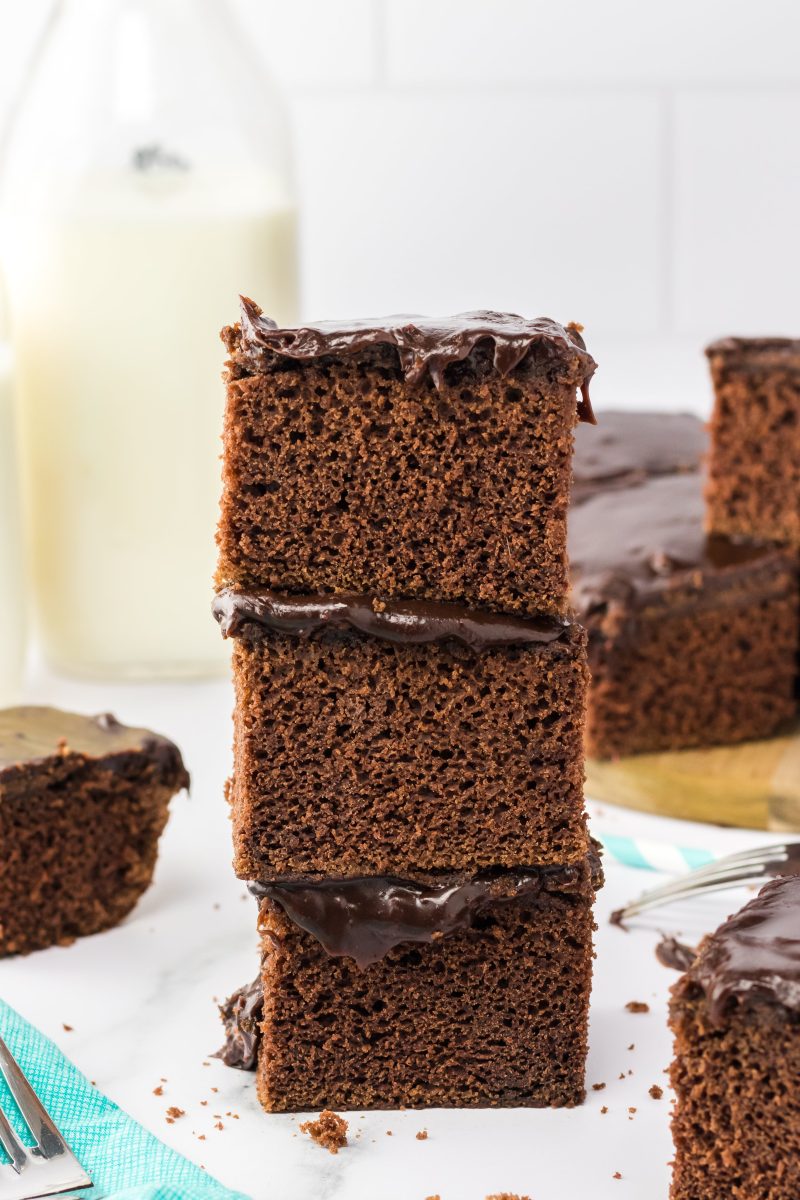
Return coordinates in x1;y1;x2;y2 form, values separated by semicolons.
2;0;799;412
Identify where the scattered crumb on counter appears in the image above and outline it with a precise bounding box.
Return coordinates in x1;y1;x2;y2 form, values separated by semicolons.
153;1086;164;1097
386;1130;393;1136
592;1082;606;1091
625;1001;650;1013
627;1043;635;1051
485;1193;532;1199
62;1023;73;1032
649;1084;664;1100
165;1106;185;1124
628;1107;637;1114
600;1106;608;1114
416;1130;428;1140
299;1110;348;1154
613;1172;622;1180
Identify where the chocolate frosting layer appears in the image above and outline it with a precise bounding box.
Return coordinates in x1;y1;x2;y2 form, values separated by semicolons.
0;706;189;786
215;977;262;1070
687;875;800;1023
572;411;706;504
569;472;794;620
234;297;597;421
706;336;800;358
251;856;600;970
213;587;574;651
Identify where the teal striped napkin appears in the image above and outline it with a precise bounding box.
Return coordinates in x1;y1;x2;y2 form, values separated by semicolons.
0;1000;249;1200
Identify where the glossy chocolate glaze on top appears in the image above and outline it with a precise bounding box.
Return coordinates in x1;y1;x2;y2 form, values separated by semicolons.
572;411;707;504
686;875;800;1023
250;856;600;970
232;297;597;421
213;587;575;651
706;335;800;359
0;706;189;785
569;471;795;620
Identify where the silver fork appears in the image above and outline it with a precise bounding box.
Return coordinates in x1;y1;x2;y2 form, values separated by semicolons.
611;840;800;926
0;1035;92;1199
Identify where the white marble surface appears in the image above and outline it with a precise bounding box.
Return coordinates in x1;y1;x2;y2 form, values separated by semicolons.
0;660;769;1200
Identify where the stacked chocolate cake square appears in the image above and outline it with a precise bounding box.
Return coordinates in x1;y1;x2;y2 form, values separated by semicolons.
214;301;601;1110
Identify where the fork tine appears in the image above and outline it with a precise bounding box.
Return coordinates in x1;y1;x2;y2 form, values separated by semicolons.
0;1037;68;1160
614;862;769;922
0;1099;29;1175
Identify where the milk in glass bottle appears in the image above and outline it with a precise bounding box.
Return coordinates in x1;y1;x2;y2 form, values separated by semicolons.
0;275;26;702
1;0;298;677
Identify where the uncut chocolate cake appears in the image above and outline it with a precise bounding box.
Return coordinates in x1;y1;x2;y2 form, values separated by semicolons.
217;301;596;618
569;415;799;758
214;302;599;1112
0;706;188;955
670;875;800;1199
706;338;800;549
219;850;601;1111
215;589;589;876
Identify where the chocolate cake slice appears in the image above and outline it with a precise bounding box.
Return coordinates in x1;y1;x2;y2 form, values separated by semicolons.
217;301;596;618
706;338;800;548
572;410;706;504
0;706;189;955
569;470;799;758
670;875;800;1199
214;589;589;876
219;850;601;1111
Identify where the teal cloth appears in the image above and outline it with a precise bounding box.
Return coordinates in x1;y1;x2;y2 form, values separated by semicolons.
0;1000;250;1200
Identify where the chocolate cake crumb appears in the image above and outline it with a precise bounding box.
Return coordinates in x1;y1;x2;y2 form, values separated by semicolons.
485;1194;531;1200
649;1085;663;1100
62;1023;73;1032
225;611;590;878
600;1106;608;1114
613;1172;622;1180
166;1107;185;1120
627;1043;634;1050
416;1130;428;1140
299;1110;348;1154
628;1106;637;1114
670;876;800;1198
0;707;188;956
626;1001;649;1013
218;304;595;618
153;1086;164;1096
592;1082;606;1091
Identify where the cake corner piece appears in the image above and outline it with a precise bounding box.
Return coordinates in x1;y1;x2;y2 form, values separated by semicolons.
216;305;596;617
669;874;800;1199
0;705;189;956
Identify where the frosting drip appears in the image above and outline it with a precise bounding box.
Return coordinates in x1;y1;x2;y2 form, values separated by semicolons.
235;297;597;422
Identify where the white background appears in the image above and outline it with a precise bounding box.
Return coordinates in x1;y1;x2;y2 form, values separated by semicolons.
3;0;800;414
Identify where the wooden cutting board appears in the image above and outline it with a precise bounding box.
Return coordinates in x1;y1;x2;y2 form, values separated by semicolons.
585;721;800;831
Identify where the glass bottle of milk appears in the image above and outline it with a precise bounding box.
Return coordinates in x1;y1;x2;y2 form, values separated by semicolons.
0;0;298;678
0;274;27;703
